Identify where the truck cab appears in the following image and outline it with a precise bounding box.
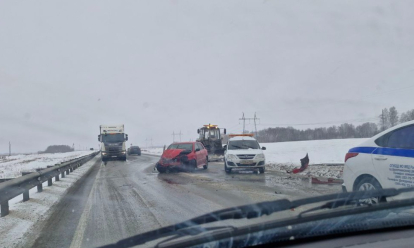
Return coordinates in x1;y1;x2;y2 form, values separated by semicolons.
98;124;128;161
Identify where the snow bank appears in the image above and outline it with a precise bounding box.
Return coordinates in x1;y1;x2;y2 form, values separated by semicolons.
261;138;367;166
262;138;367;179
141;148;163;156
0;156;99;248
0;151;94;179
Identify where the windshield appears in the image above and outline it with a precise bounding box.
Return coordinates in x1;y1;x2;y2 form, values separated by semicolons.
102;134;125;143
3;1;414;248
167;143;193;151
228;140;260;150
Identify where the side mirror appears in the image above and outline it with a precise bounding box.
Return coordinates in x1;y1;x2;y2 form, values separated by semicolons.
195;148;201;152
262;147;266;150
98;135;100;141
224;129;226;134
125;134;128;141
197;129;200;134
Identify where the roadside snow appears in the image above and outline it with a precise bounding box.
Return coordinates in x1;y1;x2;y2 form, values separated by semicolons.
0;156;99;248
141;148;163;156
0;151;94;179
262;138;367;179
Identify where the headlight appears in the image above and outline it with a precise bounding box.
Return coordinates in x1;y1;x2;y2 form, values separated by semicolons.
255;154;265;159
226;154;238;161
122;151;126;154
102;152;107;155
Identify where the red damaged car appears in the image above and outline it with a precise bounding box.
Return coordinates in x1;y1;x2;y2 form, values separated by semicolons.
156;142;208;173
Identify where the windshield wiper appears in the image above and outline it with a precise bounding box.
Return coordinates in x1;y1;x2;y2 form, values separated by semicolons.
98;187;414;248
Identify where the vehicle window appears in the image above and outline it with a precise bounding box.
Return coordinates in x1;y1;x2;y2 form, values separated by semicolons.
228;140;260;150
101;134;124;143
167;143;193;150
387;125;414;149
5;1;414;248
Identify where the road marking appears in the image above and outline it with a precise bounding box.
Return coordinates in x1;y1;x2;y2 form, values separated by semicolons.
69;167;102;248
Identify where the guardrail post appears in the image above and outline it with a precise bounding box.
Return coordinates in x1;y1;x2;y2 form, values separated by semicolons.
61;171;65;178
1;201;9;217
66;170;70;175
37;183;43;192
70;167;73;172
48;178;52;186
23;190;29;202
55;174;59;181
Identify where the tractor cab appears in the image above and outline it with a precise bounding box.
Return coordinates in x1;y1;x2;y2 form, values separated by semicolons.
199;125;221;140
197;124;227;160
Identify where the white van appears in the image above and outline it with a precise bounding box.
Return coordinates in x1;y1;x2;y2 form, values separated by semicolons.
224;135;266;174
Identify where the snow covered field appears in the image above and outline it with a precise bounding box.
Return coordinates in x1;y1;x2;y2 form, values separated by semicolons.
0;151;95;179
142;138;368;179
263;138;367;179
141;147;164;156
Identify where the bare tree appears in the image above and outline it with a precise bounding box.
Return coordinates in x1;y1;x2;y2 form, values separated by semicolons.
379;108;390;131
400;109;414;123
389;106;399;127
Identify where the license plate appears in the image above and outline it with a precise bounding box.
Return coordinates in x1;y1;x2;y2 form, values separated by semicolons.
112;156;117;158
240;160;254;164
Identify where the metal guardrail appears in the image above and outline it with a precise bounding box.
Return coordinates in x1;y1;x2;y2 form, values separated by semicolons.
0;152;99;217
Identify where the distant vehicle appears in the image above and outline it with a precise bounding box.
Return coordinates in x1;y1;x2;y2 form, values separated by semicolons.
156;142;208;173
224;134;266;174
343;120;414;202
128;146;141;156
90;148;94;151
98;124;128;162
197;124;226;161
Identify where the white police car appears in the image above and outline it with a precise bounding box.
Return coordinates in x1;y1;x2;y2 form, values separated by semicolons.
343;120;414;202
224;134;266;174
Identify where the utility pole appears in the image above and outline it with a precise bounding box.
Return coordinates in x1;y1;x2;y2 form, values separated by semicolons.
240;113;246;134
172;132;176;142
239;112;260;135
9;141;11;156
254;112;258;137
178;131;182;142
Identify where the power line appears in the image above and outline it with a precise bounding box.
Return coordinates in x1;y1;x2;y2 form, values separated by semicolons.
172;131;182;142
239;112;260;134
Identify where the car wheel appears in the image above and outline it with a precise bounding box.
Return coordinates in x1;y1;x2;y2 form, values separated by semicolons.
224;160;231;174
188;160;196;172
259;167;265;174
203;157;208;170
355;177;386;205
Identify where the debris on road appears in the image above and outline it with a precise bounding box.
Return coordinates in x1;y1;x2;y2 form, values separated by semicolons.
292;154;309;174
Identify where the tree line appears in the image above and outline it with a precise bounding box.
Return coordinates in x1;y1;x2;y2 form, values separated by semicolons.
39;145;74;154
255;107;414;143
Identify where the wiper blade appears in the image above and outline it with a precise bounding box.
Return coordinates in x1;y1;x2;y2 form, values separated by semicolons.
99;187;414;248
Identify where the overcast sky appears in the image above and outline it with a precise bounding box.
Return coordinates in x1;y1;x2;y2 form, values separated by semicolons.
1;0;414;153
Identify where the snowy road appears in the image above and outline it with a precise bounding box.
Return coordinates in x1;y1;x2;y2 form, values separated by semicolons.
27;155;341;248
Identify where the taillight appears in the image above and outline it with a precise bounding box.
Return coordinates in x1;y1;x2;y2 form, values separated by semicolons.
345;152;358;162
